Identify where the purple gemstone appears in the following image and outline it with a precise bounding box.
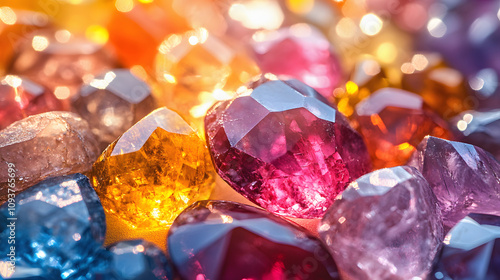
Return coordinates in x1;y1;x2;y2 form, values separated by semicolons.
430;213;500;280
408;136;500;230
319;166;443;280
168;200;340;280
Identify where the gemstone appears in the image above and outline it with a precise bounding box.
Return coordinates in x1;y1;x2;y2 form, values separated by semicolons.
451;109;500;161
408;136;500;230
354;88;452;169
155;28;260;130
319;166;443;280
430;213;500;280
91;107;215;229
71;69;157;151
98;239;174;280
401;53;472;119
205;76;371;218
251;23;342;98
168;200;340;280
0;111;99;204
0;173;106;279
8;29;117;106
0;75;63;129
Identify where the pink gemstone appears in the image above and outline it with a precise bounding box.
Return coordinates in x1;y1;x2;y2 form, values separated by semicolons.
251;24;343;98
0;75;63;129
205;76;371;219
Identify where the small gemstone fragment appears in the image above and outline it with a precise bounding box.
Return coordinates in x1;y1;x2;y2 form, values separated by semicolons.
0;174;106;279
251;24;342;98
0;111;99;203
319;166;443;280
205;76;371;219
430;213;500;280
354;88;452;168
169;200;340;280
452;109;500;161
408;136;500;229
0;75;63;129
92;107;215;229
155;28;260;129
72;69;157;151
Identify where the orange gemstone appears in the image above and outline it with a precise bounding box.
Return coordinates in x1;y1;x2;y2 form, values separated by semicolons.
355;88;452;169
401;53;473;119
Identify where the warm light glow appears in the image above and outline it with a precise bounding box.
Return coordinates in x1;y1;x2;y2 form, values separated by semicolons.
360;13;383;36
397;142;410;150
228;1;284;30
286;0;314;14
463;113;473;123
163;74;177;84
427;17;447;38
86;25;109;44
338;216;346;224
457;120;467;131
138;0;154;3
345;81;358;95
90;71;117;89
376;42;397;64
401;62;415;74
336;17;357;38
55;29;72;43
135;244;145;253
411;54;429;71
0;6;16;25
115;0;134;12
0;261;15;278
32;36;49;52
221;214;233;224
54;86;71;99
3;75;22;88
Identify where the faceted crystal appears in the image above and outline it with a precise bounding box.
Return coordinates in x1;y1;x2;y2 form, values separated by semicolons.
155;28;260;130
319;166;443;280
251;24;342;98
92;107;215;229
0;174;106;279
0;75;63;129
169;200;340;280
0;112;99;203
452;109;500;161
8;29;117;106
355;88;452;168
430;213;500;280
408;136;500;230
72;69;157;151
205;76;371;219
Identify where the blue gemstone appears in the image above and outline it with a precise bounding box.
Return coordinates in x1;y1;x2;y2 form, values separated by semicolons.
0;173;106;280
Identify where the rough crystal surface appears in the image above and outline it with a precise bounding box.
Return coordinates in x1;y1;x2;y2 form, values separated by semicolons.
0;75;63;129
430;213;500;280
319;166;443;280
0;111;99;203
355;87;451;168
72;69;157;151
205;76;371;218
0;174;105;280
252;24;342;98
92;107;215;229
169;200;340;280
408;136;500;229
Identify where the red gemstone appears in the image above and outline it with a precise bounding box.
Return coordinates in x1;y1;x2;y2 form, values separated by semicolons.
0;75;63;129
205;76;371;219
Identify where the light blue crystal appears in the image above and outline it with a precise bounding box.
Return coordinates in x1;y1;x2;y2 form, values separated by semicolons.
0;173;106;280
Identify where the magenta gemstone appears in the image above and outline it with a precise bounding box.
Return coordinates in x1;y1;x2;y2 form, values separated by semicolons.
205;77;371;218
168;200;340;280
430;213;500;280
251;24;343;98
319;166;443;280
408;136;500;230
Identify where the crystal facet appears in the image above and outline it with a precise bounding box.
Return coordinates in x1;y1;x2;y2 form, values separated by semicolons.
169;200;340;280
205;76;371;218
251;24;342;98
0;75;63;129
430;213;500;280
0;112;99;203
92;107;215;229
319;166;443;280
0;174;105;279
355;88;452;168
408;136;500;229
72;69;157;151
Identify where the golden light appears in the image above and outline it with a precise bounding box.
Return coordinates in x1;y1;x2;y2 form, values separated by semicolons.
0;6;17;25
32;36;49;52
411;54;429;71
55;29;72;43
86;25;109;44
286;0;314;15
360;13;383;36
3;75;22;88
336;17;357;38
54;86;71;99
457;120;468;131
228;1;284;30
376;42;397;64
115;0;134;13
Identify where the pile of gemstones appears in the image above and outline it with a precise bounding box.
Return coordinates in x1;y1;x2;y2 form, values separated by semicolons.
1;0;500;279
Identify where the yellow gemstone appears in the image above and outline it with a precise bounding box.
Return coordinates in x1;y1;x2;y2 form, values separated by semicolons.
91;107;215;229
155;28;260;131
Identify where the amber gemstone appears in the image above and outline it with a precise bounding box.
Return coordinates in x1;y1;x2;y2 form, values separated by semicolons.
0;75;63;129
155;28;259;130
92;107;215;229
355;88;452;168
72;69;157;151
